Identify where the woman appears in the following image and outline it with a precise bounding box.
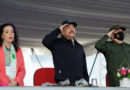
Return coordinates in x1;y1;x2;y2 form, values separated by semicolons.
0;23;26;86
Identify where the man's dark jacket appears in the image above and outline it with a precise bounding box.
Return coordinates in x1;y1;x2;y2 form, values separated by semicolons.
42;28;89;83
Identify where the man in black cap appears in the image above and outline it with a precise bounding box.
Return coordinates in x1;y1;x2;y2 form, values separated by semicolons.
42;20;89;86
95;25;130;87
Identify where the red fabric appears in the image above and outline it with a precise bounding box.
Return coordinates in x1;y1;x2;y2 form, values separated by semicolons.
0;83;8;86
106;74;109;87
0;45;26;86
34;68;56;86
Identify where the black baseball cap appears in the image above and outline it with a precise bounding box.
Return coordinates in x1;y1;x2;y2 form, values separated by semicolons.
109;25;126;31
62;20;77;27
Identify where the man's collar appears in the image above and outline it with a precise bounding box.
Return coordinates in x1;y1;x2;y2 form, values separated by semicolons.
61;36;75;42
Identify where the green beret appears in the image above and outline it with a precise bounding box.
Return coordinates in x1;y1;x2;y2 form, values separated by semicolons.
109;25;126;31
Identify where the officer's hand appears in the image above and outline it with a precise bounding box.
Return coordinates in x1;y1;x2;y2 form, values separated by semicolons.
107;30;115;38
59;24;68;32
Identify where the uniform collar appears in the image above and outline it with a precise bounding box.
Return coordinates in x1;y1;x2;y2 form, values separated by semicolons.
112;40;124;45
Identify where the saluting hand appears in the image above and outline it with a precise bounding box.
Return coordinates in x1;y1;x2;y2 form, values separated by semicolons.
107;30;115;38
59;24;68;32
108;29;123;44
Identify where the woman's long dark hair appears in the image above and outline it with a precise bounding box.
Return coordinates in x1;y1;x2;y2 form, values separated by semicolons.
0;23;19;52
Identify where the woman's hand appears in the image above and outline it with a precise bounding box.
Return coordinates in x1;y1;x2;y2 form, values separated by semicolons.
8;80;18;86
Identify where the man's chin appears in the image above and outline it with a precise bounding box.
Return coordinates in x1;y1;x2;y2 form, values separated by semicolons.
70;36;75;38
70;34;75;37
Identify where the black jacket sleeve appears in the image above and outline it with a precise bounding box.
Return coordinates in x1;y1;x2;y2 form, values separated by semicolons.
42;28;61;50
83;51;89;83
